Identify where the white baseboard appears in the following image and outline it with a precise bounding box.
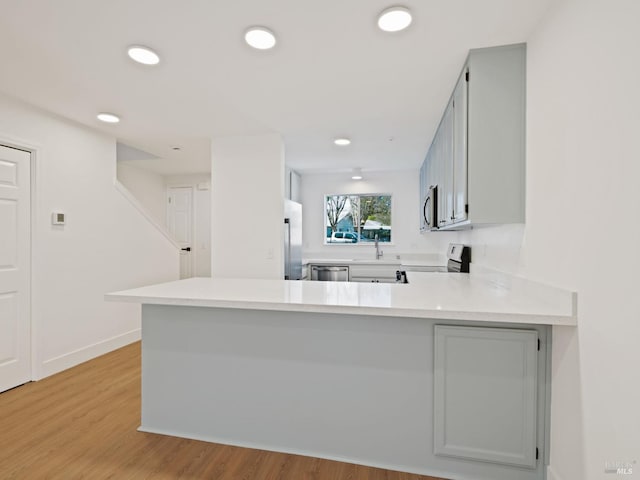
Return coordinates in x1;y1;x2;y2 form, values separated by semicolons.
37;329;141;380
547;465;566;480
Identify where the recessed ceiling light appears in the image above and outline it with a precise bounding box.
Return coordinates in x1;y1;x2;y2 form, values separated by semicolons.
97;112;120;124
352;168;363;180
334;138;351;146
244;27;277;50
127;45;160;65
377;6;413;32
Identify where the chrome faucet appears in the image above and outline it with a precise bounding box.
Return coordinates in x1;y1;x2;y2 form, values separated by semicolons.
374;234;383;260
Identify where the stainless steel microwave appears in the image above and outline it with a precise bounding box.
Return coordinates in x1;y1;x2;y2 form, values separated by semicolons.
423;185;438;230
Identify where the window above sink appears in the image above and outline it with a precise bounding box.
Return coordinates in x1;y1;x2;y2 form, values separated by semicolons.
324;194;392;245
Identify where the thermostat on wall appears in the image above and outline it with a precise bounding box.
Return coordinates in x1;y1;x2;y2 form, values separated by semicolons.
52;212;65;225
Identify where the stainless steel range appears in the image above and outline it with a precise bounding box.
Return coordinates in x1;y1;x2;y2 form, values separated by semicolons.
446;243;471;273
395;243;471;283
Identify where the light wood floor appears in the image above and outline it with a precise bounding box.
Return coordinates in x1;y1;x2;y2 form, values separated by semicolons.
0;342;444;480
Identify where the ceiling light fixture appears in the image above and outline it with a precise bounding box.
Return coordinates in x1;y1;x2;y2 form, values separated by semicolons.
334;138;351;146
97;112;120;124
352;168;363;180
127;45;161;65
377;6;413;32
244;27;277;50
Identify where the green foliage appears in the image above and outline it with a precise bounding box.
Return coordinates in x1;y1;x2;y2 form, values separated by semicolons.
359;195;391;225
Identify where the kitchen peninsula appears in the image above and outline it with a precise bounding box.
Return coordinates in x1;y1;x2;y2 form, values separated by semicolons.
106;273;575;480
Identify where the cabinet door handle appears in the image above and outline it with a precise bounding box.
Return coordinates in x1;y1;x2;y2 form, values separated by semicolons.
423;197;431;227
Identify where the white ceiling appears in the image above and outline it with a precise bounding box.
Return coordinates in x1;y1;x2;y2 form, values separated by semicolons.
0;0;553;175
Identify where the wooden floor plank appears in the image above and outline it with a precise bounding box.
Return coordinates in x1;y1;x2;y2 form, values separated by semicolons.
0;342;445;480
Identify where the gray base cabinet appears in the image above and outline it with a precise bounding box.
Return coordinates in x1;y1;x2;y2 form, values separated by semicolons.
141;305;550;480
434;325;539;468
349;264;400;283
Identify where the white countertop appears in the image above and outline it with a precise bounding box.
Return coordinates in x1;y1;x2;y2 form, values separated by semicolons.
304;258;402;266
106;272;577;326
303;255;446;267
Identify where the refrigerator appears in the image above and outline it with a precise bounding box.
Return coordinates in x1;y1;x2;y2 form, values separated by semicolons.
284;199;303;280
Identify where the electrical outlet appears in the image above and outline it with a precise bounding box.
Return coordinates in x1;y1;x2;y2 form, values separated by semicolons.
52;212;65;225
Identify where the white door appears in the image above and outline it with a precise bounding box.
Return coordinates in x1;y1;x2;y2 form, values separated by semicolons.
0;145;31;393
166;186;193;279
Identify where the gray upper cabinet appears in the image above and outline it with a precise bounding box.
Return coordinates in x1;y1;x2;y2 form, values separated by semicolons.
420;43;526;230
437;99;454;228
434;325;539;468
452;70;468;224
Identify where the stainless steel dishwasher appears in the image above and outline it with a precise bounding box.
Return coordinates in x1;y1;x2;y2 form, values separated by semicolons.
310;265;349;281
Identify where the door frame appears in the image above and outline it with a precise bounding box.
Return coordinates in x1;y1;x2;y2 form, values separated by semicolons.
166;184;195;278
0;132;40;382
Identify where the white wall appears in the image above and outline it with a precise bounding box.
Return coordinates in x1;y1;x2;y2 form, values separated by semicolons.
0;92;179;379
454;225;525;273
116;166;212;278
446;1;640;477
211;134;284;279
301;170;456;259
519;1;640;478
165;174;212;277
117;163;166;226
